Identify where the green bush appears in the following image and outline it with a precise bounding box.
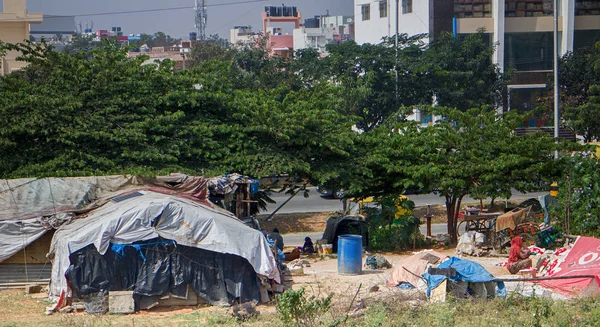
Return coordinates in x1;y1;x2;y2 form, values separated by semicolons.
276;288;333;327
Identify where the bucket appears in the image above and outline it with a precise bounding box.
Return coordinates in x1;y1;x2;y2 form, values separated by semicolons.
322;244;333;254
337;235;362;275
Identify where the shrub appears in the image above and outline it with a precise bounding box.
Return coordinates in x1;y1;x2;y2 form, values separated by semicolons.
276;288;333;327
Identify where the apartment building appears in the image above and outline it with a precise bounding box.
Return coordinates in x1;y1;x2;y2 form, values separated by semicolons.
354;0;600;122
0;0;43;75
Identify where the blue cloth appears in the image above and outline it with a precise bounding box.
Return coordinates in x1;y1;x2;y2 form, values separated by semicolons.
398;282;415;289
111;240;176;263
265;236;285;263
422;256;506;297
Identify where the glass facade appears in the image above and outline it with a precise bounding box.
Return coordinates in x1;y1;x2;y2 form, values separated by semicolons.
454;0;492;18
509;88;550;127
505;32;554;71
505;0;553;17
574;30;600;49
576;0;600;16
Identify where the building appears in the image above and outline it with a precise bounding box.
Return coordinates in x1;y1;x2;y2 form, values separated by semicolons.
293;15;355;54
354;0;600;125
262;5;302;57
229;25;257;47
29;15;75;41
0;0;43;75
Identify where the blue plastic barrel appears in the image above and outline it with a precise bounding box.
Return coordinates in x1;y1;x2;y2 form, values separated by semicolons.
337;235;363;275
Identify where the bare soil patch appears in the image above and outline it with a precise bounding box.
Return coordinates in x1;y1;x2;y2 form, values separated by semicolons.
257;212;334;234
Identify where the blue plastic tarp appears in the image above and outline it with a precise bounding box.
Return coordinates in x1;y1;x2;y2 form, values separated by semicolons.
422;256;506;297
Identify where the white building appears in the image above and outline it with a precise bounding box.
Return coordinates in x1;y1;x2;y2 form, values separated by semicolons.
293;15;355;54
355;0;600;123
229;26;257;47
354;0;428;45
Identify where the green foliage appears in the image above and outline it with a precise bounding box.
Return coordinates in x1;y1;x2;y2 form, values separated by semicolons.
360;107;559;242
276;288;333;327
0;40;358;184
552;151;600;237
363;195;423;251
563;84;600;142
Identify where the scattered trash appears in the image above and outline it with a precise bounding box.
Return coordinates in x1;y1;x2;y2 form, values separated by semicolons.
397;283;415;290
456;231;487;257
231;302;258;321
364;254;392;270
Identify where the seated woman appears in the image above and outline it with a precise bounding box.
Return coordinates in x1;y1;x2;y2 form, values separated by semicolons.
302;237;315;254
507;236;532;274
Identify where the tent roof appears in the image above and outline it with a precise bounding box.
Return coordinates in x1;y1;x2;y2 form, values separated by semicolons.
48;190;280;297
538;236;600;297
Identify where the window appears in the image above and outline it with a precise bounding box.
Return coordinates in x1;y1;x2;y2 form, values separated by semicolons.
361;4;371;21
379;0;388;18
402;0;413;14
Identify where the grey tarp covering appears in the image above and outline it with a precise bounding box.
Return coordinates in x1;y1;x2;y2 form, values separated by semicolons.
0;218;48;262
49;191;280;298
0;174;211;263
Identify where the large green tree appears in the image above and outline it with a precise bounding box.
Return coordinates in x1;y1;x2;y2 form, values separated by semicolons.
0;41;358;182
356;107;558;242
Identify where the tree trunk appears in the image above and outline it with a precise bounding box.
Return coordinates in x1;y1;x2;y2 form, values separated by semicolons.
446;194;465;244
446;195;457;242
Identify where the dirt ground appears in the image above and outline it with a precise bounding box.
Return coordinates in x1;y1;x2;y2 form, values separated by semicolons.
0;246;545;326
0;202;534;326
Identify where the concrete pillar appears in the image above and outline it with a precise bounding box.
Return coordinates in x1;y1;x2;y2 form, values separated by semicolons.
492;0;506;73
561;0;574;55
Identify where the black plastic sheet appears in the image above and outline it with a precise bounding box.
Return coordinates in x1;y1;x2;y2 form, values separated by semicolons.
65;239;260;306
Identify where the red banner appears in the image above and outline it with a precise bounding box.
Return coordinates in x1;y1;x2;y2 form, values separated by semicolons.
539;236;600;297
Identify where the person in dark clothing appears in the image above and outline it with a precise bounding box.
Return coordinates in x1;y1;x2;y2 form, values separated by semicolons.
302;237;315;254
268;228;284;251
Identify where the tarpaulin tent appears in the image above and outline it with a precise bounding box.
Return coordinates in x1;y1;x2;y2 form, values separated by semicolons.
537;236;600;297
386;251;448;288
48;190;280;305
0;174;210;263
422;257;506;298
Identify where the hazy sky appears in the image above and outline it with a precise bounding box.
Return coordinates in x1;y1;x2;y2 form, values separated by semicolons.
27;0;353;39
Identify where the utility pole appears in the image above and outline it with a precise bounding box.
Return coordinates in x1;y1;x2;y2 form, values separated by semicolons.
553;0;560;159
195;0;207;41
395;0;399;102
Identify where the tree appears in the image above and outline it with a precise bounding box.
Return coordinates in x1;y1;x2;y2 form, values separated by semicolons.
0;40;358;185
419;31;505;111
358;107;558;242
553;151;600;237
563;85;600;142
559;42;600;142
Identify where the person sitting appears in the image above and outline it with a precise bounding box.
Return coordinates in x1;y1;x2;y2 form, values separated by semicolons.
268;228;284;251
302;237;315;254
507;236;532;274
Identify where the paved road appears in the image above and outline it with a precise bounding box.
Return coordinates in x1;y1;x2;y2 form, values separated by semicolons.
283;223;448;246
264;187;548;214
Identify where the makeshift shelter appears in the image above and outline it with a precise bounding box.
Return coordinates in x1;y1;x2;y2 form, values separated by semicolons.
386;251;448;288
0;174;210;264
422;257;506;299
537;236;600;297
319;216;368;253
1;174;280;307
49;190;279;306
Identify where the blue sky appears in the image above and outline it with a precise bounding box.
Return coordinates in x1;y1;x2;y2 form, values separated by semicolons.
27;0;353;39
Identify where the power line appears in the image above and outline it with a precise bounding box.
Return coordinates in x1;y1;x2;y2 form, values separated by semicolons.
45;0;268;18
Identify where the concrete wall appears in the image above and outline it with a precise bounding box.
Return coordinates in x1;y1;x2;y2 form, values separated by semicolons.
355;0;429;45
0;0;43;75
